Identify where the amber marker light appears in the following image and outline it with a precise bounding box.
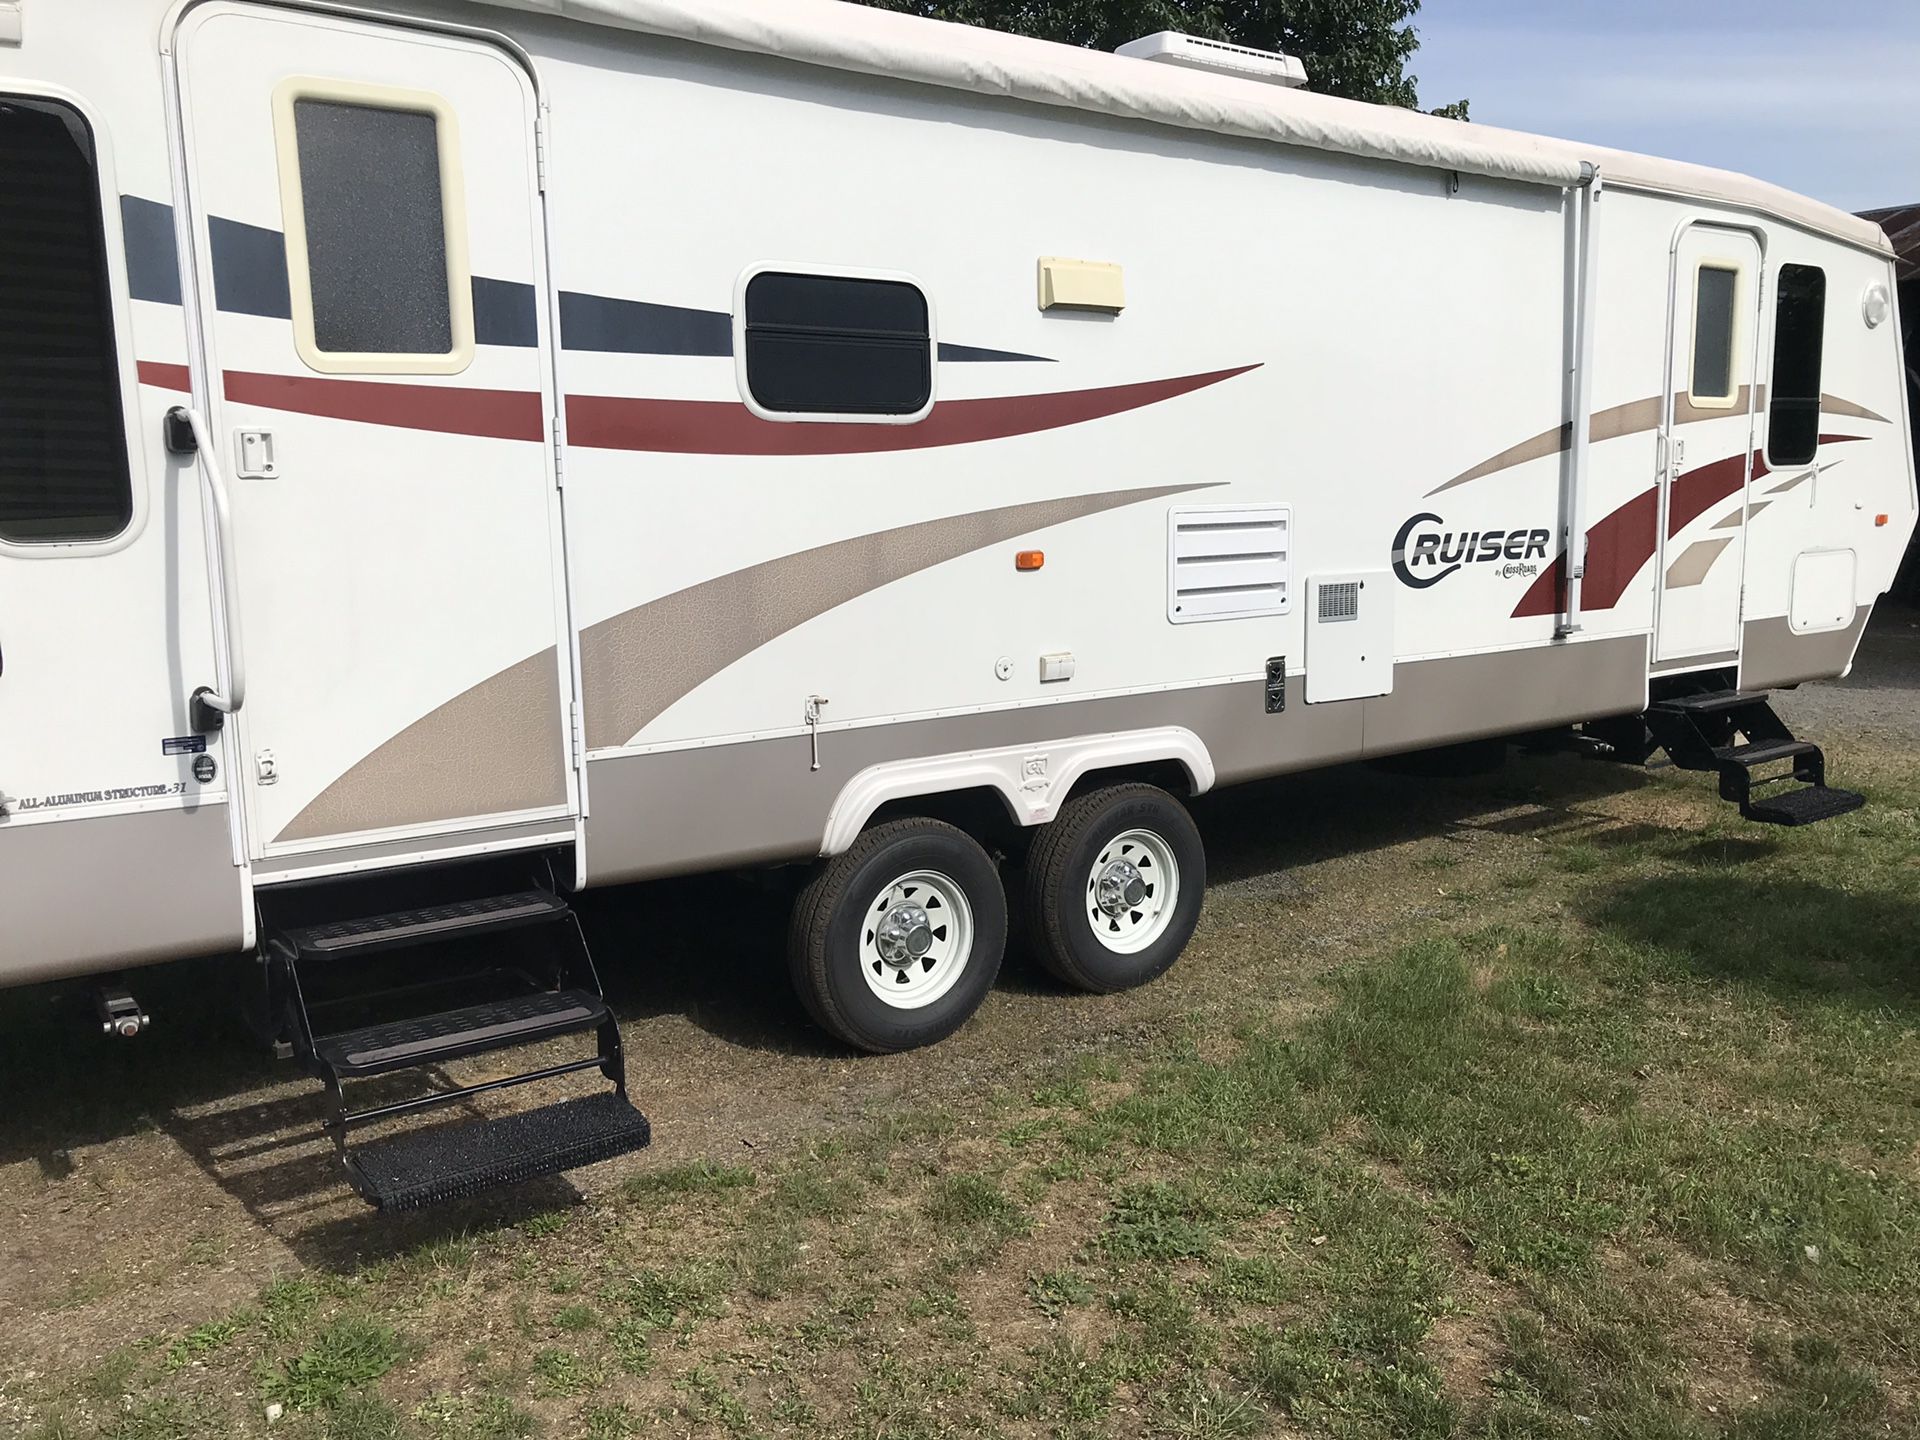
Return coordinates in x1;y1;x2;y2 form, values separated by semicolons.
1015;550;1045;571
1876;514;1890;527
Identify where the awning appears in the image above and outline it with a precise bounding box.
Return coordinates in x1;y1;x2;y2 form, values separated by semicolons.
1861;204;1920;284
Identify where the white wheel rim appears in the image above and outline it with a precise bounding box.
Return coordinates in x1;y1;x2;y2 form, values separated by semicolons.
859;868;975;1009
1085;828;1180;955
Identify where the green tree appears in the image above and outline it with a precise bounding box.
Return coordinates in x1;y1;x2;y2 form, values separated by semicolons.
856;0;1467;117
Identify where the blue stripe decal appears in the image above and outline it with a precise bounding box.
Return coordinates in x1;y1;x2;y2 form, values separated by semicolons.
938;341;1056;364
560;292;731;357
473;276;541;348
123;197;1049;361
209;215;292;319
121;196;182;306
205;209;540;344
558;291;1052;362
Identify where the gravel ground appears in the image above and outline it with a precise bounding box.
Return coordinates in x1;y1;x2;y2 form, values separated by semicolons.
1773;599;1920;745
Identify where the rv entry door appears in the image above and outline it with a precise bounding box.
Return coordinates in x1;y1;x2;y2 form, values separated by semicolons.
1655;225;1763;665
174;6;574;868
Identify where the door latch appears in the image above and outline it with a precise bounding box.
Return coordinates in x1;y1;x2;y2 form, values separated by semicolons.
255;749;278;786
234;429;278;480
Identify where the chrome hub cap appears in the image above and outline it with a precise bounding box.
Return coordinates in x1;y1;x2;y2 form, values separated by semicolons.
860;870;974;1009
1095;859;1148;916
1085;829;1180;955
875;903;935;968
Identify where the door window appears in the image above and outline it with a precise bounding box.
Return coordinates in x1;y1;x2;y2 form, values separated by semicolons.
0;96;133;544
1689;263;1740;406
275;81;474;374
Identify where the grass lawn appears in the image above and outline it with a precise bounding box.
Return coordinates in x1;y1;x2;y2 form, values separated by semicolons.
6;740;1918;1439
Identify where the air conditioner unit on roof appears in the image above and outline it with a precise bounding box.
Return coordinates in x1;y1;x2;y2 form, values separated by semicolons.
1114;31;1309;89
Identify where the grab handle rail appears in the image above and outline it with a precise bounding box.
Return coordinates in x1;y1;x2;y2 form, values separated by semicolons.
166;406;246;728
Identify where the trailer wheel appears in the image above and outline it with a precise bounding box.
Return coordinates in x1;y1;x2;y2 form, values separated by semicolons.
788;819;1006;1053
1022;784;1205;993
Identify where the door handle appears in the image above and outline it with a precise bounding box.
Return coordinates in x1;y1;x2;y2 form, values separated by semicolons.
165;406;247;732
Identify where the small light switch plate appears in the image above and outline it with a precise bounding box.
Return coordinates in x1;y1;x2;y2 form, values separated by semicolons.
1039;652;1075;683
0;5;21;45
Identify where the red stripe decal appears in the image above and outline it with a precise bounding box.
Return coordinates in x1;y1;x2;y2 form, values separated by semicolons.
1667;449;1759;538
1513;435;1868;619
566;365;1261;456
1511;489;1659;618
135;364;1256;451
138;361;192;392
221;370;547;442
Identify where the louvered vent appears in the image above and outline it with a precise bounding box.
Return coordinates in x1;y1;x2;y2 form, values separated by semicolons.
1317;580;1360;622
1167;505;1291;623
0;98;132;543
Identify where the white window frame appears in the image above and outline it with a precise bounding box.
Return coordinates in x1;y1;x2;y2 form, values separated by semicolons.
732;263;938;425
1685;259;1746;411
272;77;475;377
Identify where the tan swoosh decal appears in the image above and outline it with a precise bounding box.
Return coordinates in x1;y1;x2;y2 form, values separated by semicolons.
1711;499;1773;529
1818;393;1890;424
277;648;568;843
273;485;1216;842
1665;536;1735;589
580;485;1215;751
1427;386;1885;498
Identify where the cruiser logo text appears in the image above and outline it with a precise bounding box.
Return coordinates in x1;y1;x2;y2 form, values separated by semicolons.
1392;513;1551;589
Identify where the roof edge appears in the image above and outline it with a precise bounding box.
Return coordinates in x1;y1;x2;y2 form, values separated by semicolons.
473;0;1889;254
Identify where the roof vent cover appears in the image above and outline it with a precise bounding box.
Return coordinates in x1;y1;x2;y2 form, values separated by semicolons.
1114;32;1309;89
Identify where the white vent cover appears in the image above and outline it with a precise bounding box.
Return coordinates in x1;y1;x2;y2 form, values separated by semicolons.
1114;32;1309;89
1317;581;1360;623
1167;505;1291;624
1305;571;1393;704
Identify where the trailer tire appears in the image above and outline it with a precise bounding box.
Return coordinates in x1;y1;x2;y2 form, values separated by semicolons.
788;819;1006;1054
1022;784;1205;993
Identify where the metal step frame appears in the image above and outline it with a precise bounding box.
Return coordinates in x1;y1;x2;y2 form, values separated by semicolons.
259;857;649;1209
1644;687;1865;827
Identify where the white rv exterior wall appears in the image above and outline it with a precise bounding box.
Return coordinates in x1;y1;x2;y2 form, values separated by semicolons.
0;0;1911;983
0;1;251;979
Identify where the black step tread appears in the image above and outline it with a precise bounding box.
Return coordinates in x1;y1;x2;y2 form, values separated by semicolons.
315;988;608;1077
1746;786;1866;827
284;890;568;958
1715;739;1820;767
345;1091;651;1211
1652;689;1771;715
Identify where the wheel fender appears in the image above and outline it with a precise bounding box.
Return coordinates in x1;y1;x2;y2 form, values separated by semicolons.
819;726;1215;857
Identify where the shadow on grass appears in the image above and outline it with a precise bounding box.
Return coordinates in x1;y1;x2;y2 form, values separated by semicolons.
0;752;1658;1166
1583;871;1920;1010
0;953;272;1171
1191;753;1653;889
0;749;1662;1262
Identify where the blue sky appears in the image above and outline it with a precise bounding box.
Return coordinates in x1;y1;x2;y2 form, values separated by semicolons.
1409;0;1919;213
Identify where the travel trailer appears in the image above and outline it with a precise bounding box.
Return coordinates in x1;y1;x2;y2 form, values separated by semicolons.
2;0;1913;1209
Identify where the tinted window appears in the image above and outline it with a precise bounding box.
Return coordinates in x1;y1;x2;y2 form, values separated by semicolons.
1768;264;1826;467
1691;265;1737;401
0;97;133;543
743;272;932;416
293;98;452;355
